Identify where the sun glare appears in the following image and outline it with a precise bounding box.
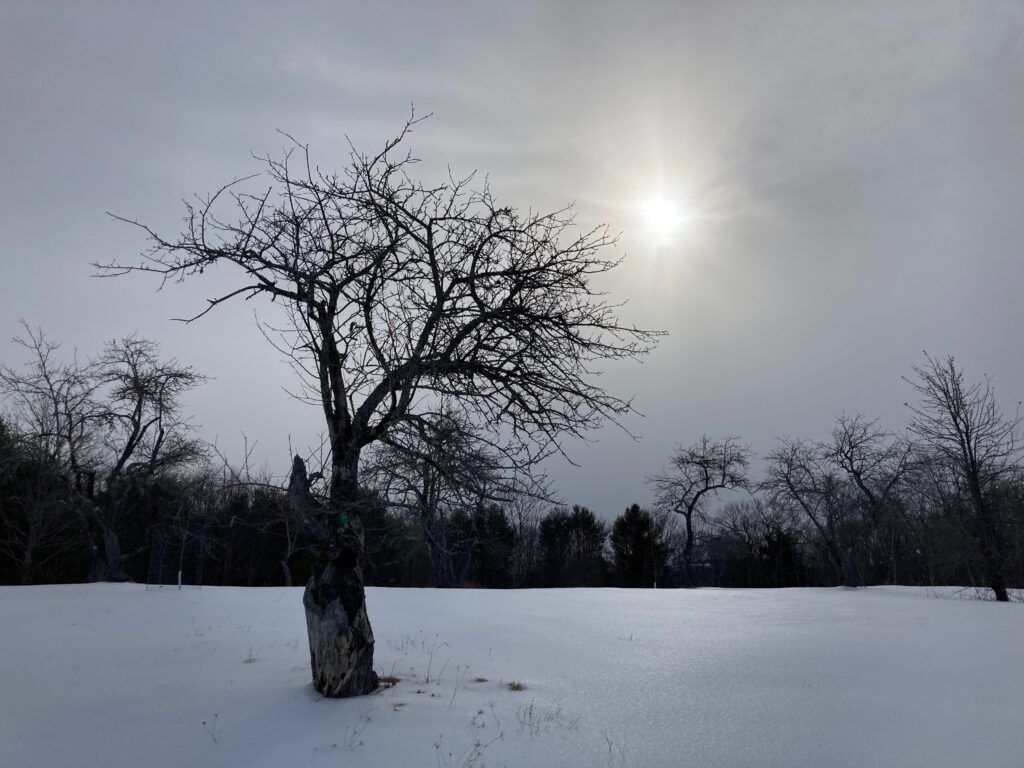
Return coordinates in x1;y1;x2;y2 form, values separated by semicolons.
641;195;689;242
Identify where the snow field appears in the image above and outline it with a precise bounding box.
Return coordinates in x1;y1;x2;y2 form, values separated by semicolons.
1;584;1022;767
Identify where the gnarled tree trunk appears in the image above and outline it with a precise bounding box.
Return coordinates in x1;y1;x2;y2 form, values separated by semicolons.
290;456;378;697
303;542;377;697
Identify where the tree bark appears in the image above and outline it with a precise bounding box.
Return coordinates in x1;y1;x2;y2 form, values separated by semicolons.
976;520;1010;602
430;548;457;588
82;499;126;582
839;549;859;588
20;545;34;585
303;541;377;697
681;510;695;587
967;480;1010;602
825;540;859;588
423;522;457;588
290;456;378;697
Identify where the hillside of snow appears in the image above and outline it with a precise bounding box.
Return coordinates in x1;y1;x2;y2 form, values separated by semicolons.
1;585;1022;767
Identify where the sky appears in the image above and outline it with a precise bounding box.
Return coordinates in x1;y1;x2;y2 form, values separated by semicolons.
2;0;1023;518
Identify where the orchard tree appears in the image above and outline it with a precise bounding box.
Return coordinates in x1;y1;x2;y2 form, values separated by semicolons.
365;408;517;588
708;498;805;588
0;327;204;581
647;436;751;585
507;488;545;587
101;117;660;697
0;418;84;584
905;354;1021;602
824;414;912;581
762;437;861;587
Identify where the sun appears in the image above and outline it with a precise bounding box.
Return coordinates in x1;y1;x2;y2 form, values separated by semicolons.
640;195;689;242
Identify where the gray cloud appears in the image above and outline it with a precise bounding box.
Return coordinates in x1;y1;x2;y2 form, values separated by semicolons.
2;0;1022;516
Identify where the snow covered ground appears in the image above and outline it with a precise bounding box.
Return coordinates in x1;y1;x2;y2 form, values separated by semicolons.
1;585;1022;768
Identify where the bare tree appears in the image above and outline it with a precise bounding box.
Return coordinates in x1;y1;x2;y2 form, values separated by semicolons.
905;354;1022;601
706;498;805;587
99;117;660;696
649;508;680;588
87;336;206;580
824;414;913;581
507;487;545;587
212;438;311;587
762;438;861;587
365;408;524;588
647;436;751;586
826;415;911;523
0;419;84;584
1;328;98;582
0;328;204;580
0;326;100;494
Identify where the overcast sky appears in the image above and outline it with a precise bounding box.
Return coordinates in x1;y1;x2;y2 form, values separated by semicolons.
2;0;1023;517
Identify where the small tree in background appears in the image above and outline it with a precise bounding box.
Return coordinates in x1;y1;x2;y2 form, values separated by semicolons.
707;499;805;588
905;354;1022;602
822;414;913;581
647;436;751;585
762;438;862;587
0;417;86;584
365;407;524;588
0;327;204;581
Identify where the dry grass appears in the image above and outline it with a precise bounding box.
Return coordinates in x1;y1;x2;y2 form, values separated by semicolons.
473;676;488;683
507;680;527;691
378;674;401;688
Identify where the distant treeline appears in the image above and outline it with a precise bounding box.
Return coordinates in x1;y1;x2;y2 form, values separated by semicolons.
3;414;1023;593
1;330;1022;596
